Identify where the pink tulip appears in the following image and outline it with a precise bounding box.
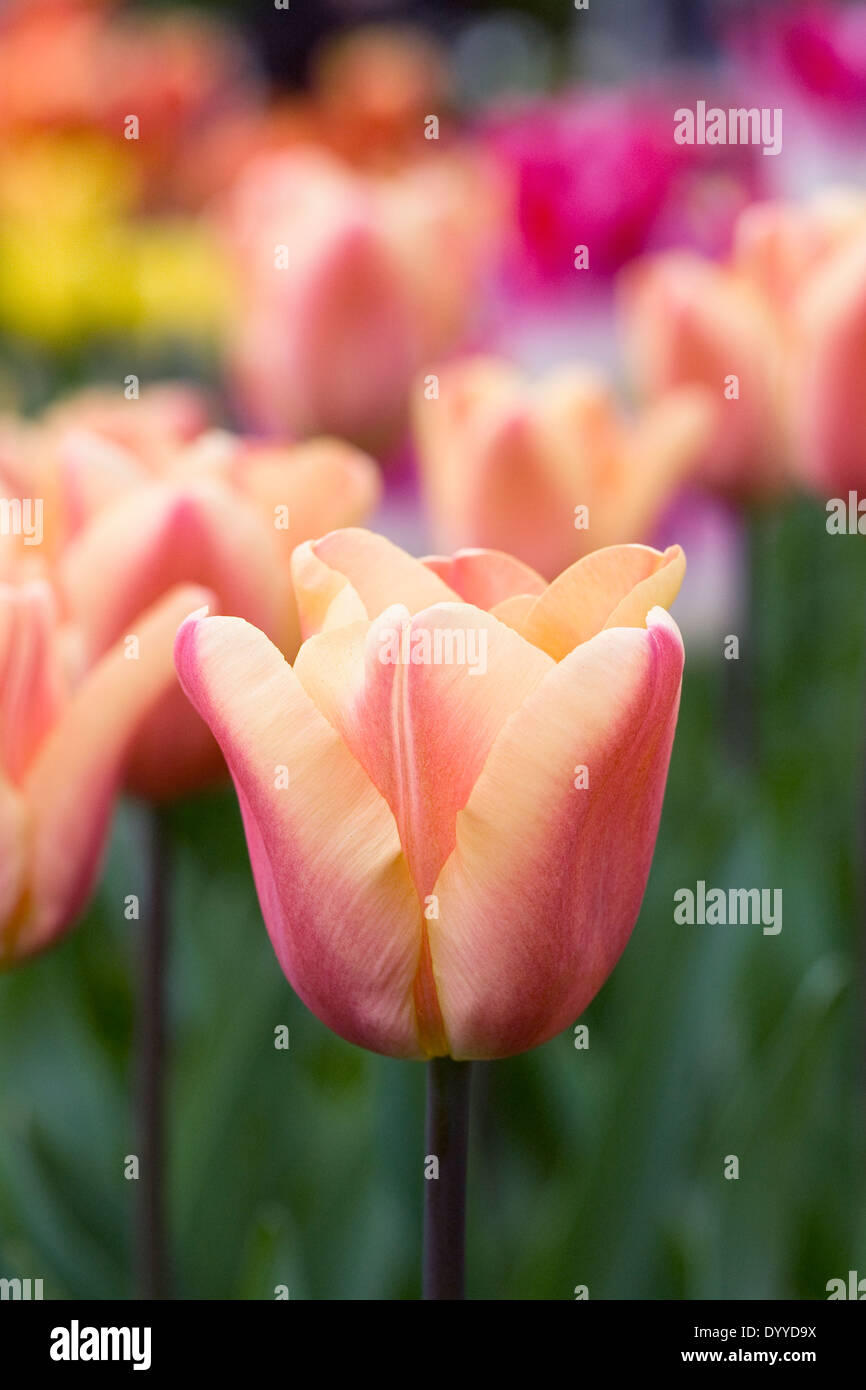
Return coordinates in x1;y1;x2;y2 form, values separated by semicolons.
781;201;866;493
412;356;712;578
482;88;763;294
1;388;382;798
0;0;258;208
621;188;866;497
725;1;866;111
175;529;685;1060
220;147;500;450
45;381;212;477
620;252;786;497
0;578;211;966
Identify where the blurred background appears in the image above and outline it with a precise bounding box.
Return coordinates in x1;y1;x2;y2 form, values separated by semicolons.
0;0;864;1300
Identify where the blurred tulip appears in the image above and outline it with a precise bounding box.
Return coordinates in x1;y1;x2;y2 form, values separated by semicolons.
621;252;786;497
412;356;712;577
483;92;678;286
0;0;258;208
175;528;685;1060
311;26;451;171
725;1;866;111
59;438;380;800
220;147;501;450
44;381;212;475
1;389;382;798
621;188;866;497
482;89;763;293
0;578;210;966
777;198;866;494
171;26;451;208
0;0;110;135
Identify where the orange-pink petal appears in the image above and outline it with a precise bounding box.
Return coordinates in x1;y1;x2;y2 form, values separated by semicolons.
294;603;553;900
17;584;213;961
174;611;426;1057
431;608;684;1058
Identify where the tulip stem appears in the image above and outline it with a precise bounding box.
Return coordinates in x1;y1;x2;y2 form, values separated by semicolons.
136;807;170;1300
423;1057;472;1300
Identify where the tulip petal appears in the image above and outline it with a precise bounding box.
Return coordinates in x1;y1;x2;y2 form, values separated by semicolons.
794;239;866;493
17;584;213;960
431;608;684;1058
489;592;540;634
174;611;426;1058
237;439;382;547
512;543;685;659
294;603;553;900
591;388;715;549
422;548;547;609
289;538;370;639
291;528;460;636
0;580;67;783
59;478;284;659
56;429;148;535
622;254;784;493
0;776;27;958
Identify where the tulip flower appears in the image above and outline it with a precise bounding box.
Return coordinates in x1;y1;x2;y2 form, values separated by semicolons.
309;26;451;172
0;0;257;207
621;187;866;497
620;251;787;497
220;147;500;450
171;27;452;208
175;528;685;1298
0;577;210;966
785;212;866;494
175;528;685;1061
43;380;212;477
481;88;763;295
412;356;712;578
723;1;866;113
1;389;382;798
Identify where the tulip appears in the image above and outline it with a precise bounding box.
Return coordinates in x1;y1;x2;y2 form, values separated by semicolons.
220;147;500;450
787;223;866;494
620;252;786;497
175;528;685;1061
0;388;382;799
53;428;381;799
412;356;712;578
0;578;210;966
621;187;866;497
44;380;212;481
170;27;451;208
0;133;232;348
481;88;763;294
0;0;257;206
0;400;380;798
723;0;866;111
310;26;451;171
